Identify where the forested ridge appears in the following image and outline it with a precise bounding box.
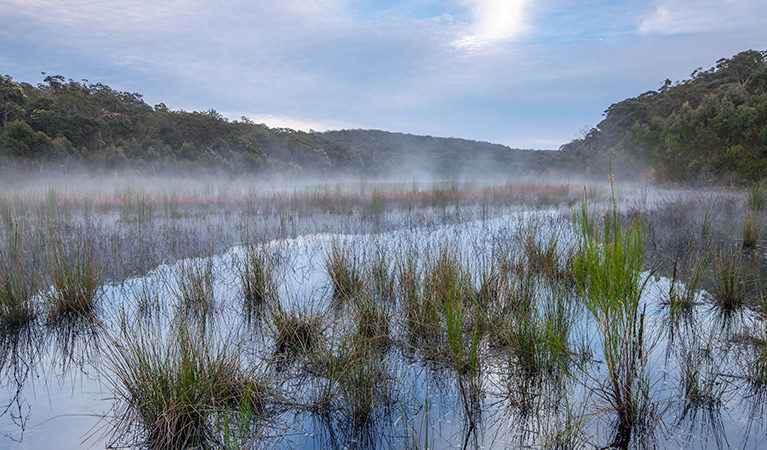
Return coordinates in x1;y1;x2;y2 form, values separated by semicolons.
2;49;766;183
557;50;767;184
0;74;543;178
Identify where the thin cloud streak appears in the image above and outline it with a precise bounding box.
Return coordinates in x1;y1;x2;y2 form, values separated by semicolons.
639;0;767;34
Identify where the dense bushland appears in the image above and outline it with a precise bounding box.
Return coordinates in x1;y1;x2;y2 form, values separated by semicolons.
558;50;767;184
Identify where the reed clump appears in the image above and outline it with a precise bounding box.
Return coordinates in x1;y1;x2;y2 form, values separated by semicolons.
0;248;37;327
44;232;103;319
272;303;324;357
238;240;278;314
747;180;767;211
175;259;215;313
352;294;391;349
107;317;268;450
325;240;363;303
572;180;653;443
742;213;760;248
712;250;745;315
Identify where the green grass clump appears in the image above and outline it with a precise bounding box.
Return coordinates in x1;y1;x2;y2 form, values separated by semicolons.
712;250;745;315
325;240;363;302
742;213;761;248
272;303;324;357
44;233;102;319
175;259;215;313
238;241;278;314
572;180;653;438
107;318;267;450
353;295;391;349
747;180;767;210
0;249;37;327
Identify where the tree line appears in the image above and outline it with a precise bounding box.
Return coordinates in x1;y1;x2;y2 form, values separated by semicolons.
0;74;542;178
557;50;767;185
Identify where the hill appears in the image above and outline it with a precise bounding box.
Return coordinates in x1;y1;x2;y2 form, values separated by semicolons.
0;74;542;178
556;50;767;184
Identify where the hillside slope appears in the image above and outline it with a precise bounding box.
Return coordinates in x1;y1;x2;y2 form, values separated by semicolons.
557;50;767;184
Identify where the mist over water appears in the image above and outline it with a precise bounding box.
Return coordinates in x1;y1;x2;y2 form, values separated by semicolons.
0;173;763;450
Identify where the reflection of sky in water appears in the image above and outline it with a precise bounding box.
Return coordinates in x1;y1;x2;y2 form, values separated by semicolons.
2;209;766;449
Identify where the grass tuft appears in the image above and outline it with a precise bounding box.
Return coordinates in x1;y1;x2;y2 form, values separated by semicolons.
325;240;363;303
44;232;102;319
106;316;268;450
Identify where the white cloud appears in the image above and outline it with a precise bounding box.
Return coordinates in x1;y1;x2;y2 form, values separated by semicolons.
640;0;767;34
237;114;348;133
452;0;532;48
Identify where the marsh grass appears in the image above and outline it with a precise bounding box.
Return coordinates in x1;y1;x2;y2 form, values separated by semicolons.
106;316;268;450
44;232;103;319
325;240;363;303
572;180;655;444
327;333;393;426
0;247;37;327
272;302;324;359
712;250;746;316
444;289;482;429
742;213;761;248
662;256;705;332
367;243;395;304
175;258;215;313
397;247;440;347
747;180;767;211
238;239;278;316
352;294;391;349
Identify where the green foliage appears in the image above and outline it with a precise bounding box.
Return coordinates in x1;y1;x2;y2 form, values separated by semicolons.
0;73;542;176
558;50;767;185
572;180;653;431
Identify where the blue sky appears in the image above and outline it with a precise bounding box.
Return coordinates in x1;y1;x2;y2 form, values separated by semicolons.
1;0;766;149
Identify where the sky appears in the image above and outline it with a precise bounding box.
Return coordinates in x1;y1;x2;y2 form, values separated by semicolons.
1;0;766;149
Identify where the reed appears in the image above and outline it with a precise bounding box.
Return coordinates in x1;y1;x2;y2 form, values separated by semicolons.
747;180;767;211
272;302;324;358
444;288;482;428
352;294;391;349
0;247;37;327
572;180;653;442
174;258;215;313
325;239;363;303
43;232;103;319
238;240;278;314
742;213;760;248
398;247;438;344
106;316;267;450
712;250;745;316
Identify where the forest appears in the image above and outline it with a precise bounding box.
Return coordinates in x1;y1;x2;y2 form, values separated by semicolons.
557;49;767;184
0;74;547;178
1;49;766;184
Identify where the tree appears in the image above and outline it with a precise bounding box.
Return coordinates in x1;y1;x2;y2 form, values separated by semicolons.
0;76;27;127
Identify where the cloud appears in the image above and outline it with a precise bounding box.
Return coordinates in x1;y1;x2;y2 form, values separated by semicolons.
452;0;533;48
639;0;767;34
